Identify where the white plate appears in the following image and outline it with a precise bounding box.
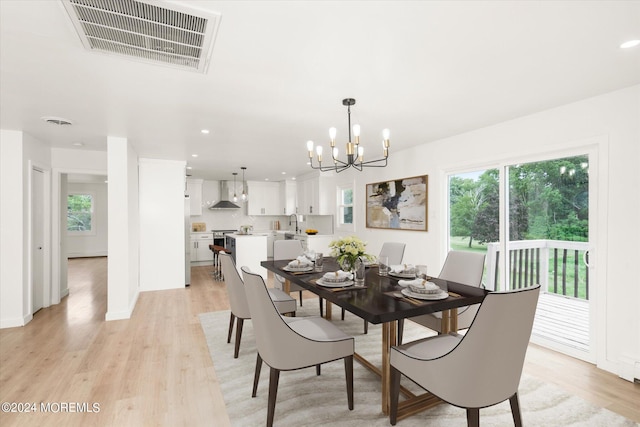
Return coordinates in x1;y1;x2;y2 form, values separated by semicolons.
316;279;355;288
401;288;449;300
283;265;313;272
390;271;417;279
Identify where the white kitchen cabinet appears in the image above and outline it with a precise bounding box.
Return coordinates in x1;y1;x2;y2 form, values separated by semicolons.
247;181;281;215
279;180;297;215
296;173;334;215
190;232;213;263
186;178;203;216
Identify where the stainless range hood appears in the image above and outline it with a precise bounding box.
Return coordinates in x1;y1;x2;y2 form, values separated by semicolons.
209;181;241;209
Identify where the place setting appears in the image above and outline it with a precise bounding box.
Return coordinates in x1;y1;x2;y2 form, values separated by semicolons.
312;270;368;292
281;255;314;274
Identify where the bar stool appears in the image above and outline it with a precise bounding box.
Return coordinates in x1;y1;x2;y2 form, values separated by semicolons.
209;244;226;280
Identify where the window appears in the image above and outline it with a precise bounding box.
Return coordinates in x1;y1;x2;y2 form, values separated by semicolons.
337;184;354;231
67;193;94;234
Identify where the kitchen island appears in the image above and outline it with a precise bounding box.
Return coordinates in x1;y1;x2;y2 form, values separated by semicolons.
224;233;268;280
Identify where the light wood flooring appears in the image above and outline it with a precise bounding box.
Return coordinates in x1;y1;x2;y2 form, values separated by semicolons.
0;258;638;426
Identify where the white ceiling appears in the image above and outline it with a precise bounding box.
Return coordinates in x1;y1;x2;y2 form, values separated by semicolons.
1;1;639;182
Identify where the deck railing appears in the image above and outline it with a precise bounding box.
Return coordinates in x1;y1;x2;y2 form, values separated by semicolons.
485;240;590;300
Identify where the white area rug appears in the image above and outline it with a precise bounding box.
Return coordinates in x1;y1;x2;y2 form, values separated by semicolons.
200;306;638;427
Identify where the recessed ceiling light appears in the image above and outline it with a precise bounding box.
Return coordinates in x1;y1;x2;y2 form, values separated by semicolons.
201;129;210;134
192;154;198;158
291;177;296;181
281;172;286;175
264;178;270;181
620;39;640;49
72;142;84;147
186;166;193;170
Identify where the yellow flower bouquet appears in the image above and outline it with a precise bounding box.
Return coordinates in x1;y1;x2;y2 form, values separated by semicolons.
329;236;373;271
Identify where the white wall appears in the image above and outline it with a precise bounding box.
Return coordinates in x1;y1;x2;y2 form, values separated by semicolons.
138;159;186;291
106;137;139;321
351;85;640;380
67;182;108;257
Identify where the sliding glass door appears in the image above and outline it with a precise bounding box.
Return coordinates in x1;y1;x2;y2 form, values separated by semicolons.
447;153;594;362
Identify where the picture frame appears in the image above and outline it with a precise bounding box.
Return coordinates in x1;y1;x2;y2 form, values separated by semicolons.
366;175;428;231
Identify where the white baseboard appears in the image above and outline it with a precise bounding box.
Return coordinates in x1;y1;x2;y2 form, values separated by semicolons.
0;316;28;329
617;353;640;382
105;289;139;321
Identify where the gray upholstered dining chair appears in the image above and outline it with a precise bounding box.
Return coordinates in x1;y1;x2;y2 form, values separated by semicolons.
241;266;355;427
219;252;296;358
398;250;485;344
390;284;540;426
379;241;406;265
273;239;324;315
343;242;407;333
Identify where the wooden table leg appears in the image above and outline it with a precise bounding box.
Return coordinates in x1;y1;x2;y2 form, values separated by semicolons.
450;307;458;332
441;310;451;334
381;320;397;415
440;308;459;334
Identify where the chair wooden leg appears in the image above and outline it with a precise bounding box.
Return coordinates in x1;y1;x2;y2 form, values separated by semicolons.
390;366;401;425
344;355;354;410
509;393;523;427
234;318;244;359
227;313;235;344
252;353;262;397
397;319;404;345
267;368;280;427
316;364;321;375
466;408;480;427
364;320;368;334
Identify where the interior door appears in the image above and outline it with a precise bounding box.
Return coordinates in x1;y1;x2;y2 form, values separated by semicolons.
32;167;45;313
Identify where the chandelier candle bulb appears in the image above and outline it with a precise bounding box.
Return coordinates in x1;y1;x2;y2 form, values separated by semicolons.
329;127;337;146
353;124;361;145
358;146;364;162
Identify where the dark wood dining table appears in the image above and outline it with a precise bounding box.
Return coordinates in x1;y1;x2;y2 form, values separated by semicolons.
261;257;488;419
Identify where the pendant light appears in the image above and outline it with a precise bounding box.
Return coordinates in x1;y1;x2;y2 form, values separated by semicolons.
241;166;248;201
232;172;238;202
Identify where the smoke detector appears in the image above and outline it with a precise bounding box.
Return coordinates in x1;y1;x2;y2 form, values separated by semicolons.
61;0;221;74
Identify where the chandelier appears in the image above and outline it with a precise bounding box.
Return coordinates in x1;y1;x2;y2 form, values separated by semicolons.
306;98;390;173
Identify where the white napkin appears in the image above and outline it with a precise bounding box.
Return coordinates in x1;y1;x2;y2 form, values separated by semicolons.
288;256;313;268
390;264;416;274
322;270;353;281
397;278;424;287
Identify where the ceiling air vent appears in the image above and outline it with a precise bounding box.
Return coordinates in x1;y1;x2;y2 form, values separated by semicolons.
61;0;221;73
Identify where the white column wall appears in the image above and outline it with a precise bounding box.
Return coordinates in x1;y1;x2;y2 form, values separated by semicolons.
106;137;139;321
138;159;186;291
